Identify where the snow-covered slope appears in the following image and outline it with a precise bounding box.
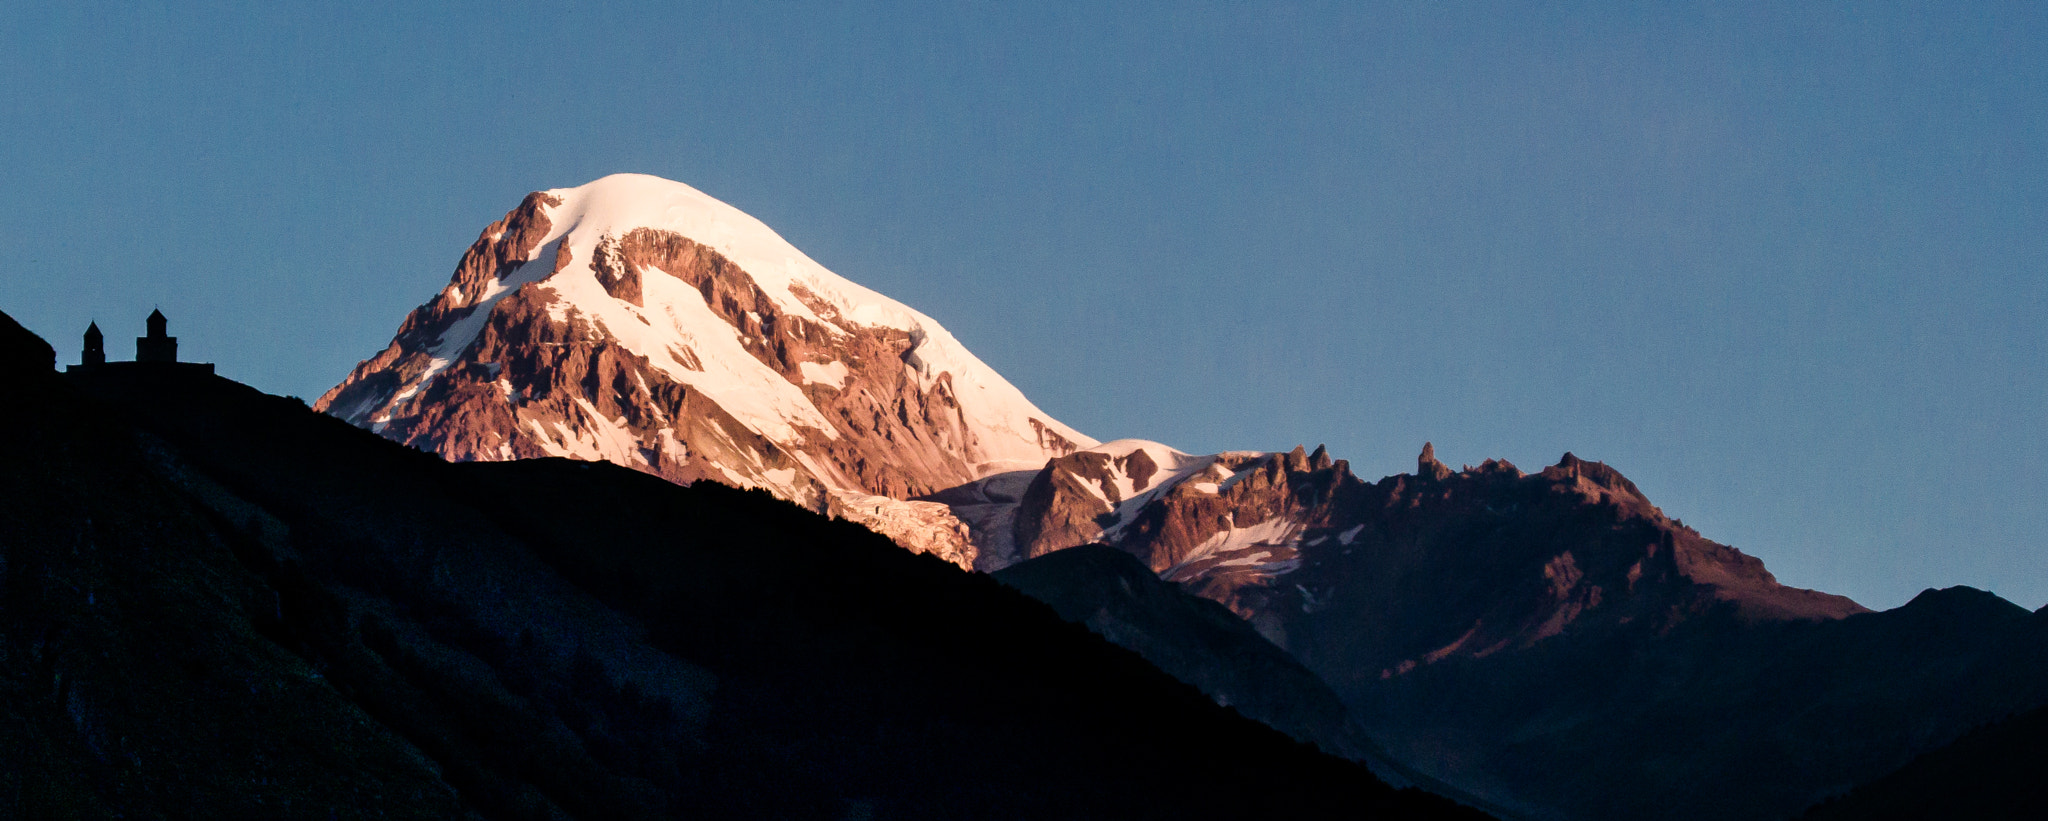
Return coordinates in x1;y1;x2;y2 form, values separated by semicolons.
317;174;1093;565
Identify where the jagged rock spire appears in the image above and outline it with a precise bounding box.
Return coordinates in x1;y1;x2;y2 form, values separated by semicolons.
1418;442;1452;481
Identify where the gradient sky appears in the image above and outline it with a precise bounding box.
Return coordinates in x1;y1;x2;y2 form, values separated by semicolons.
4;2;2043;610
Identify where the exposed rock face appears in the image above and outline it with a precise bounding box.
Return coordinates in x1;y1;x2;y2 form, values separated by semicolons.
1263;447;1864;680
987;441;1861;643
825;492;976;570
959;439;1333;584
317;174;1093;566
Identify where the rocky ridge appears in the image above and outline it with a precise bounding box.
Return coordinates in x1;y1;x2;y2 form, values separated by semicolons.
948;438;1862;650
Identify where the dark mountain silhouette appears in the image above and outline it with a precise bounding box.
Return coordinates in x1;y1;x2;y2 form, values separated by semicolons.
993;544;1514;818
0;309;1485;820
994;545;1373;760
1801;686;2048;820
1350;580;2048;820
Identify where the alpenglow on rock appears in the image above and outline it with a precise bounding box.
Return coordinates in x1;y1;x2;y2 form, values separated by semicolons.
317;174;1094;566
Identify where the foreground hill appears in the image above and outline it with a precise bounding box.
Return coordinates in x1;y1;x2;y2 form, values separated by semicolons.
0;310;1479;820
992;545;1512;818
1801;697;2048;820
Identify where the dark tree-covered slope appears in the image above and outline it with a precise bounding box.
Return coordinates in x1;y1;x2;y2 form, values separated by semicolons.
1799;615;2048;821
0;308;1484;819
994;545;1510;817
995;545;1370;759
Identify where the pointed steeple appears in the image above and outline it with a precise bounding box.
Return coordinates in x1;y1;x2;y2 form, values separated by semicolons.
81;321;106;367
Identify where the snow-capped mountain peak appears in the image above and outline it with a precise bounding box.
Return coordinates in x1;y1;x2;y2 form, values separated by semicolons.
318;173;1094;565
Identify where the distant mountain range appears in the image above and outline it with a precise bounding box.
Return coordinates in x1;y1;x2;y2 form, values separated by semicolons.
11;172;2043;818
307;173;2048;817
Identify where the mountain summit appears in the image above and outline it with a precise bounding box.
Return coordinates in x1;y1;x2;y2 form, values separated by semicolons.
317;174;1093;565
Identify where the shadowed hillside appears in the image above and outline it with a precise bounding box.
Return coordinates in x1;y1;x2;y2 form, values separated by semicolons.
1800;662;2048;820
0;308;1484;819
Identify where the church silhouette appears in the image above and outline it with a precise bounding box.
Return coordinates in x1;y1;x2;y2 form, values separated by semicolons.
67;310;215;375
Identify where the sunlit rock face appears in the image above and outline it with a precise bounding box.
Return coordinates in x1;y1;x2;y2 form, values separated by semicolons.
974;439;1861;646
317;174;1092;566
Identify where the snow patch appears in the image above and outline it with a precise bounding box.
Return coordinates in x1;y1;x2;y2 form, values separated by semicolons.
797;360;850;389
526;398;649;467
655;428;688;464
761;467;799;494
1161;516;1307;581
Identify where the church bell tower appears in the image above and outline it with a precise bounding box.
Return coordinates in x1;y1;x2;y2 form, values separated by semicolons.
81;321;106;367
136;308;178;363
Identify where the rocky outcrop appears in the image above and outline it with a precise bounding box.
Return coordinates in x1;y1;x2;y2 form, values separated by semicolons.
965;440;1331;581
1416;441;1452;481
1012;450;1120;560
826;492;976;570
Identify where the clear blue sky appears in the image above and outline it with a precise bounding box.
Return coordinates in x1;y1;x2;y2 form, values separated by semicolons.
4;2;2043;610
